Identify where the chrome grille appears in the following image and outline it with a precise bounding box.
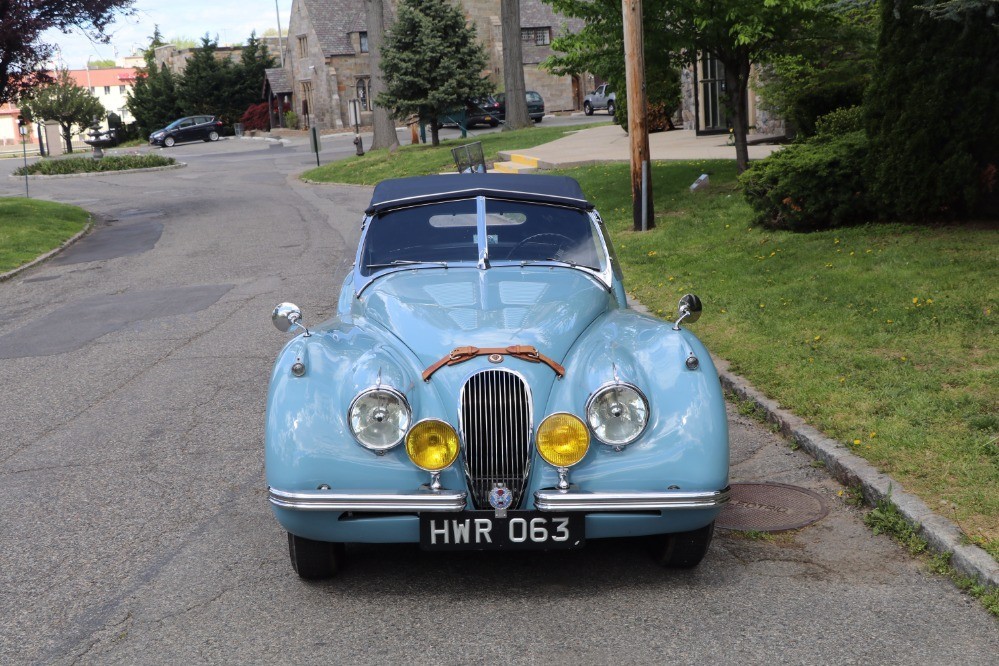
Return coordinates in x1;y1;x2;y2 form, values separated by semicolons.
459;369;533;509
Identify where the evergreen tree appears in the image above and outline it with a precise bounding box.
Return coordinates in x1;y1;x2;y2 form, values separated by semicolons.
21;69;105;153
238;31;276;108
127;29;183;136
378;0;493;146
866;0;999;219
179;35;239;123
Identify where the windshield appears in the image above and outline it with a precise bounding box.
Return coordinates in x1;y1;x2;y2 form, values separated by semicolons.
360;198;605;275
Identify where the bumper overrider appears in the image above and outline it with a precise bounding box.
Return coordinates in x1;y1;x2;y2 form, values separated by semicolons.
268;486;731;512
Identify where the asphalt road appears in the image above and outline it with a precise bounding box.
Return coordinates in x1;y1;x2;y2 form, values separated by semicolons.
0;136;996;664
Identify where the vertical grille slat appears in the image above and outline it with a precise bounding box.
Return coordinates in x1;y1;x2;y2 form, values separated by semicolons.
459;369;533;509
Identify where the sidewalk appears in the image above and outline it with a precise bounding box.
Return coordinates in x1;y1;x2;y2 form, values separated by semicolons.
495;123;781;172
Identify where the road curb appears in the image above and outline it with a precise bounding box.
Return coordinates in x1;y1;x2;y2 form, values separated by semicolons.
0;216;94;282
626;297;998;588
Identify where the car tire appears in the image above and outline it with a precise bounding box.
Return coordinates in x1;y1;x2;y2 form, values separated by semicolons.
489;119;499;128
607;100;615;117
163;136;175;148
583;102;593;116
209;130;219;141
648;521;714;569
287;532;344;579
533;116;542;123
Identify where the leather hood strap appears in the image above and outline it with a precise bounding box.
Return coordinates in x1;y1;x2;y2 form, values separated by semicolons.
422;345;565;381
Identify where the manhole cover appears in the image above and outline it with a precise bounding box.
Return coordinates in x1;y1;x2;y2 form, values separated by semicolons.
717;482;828;532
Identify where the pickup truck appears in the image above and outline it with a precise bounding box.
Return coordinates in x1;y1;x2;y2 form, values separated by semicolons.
583;84;615;116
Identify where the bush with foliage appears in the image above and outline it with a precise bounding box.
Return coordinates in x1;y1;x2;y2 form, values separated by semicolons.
740;125;871;231
865;0;999;220
284;110;299;129
15;155;176;176
240;103;271;131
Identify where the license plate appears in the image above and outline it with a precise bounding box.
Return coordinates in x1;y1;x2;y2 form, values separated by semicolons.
420;511;584;550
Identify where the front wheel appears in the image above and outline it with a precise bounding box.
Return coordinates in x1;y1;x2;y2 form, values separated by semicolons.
208;130;219;141
533;116;542;123
288;532;344;579
649;522;714;569
607;100;616;117
489;119;499;128
583;101;593;116
163;136;175;148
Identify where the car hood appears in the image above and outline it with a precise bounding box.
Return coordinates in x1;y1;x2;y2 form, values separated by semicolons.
355;267;614;370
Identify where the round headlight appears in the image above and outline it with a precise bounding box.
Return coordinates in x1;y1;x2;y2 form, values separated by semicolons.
536;413;590;467
585;383;649;446
348;387;411;451
405;419;460;471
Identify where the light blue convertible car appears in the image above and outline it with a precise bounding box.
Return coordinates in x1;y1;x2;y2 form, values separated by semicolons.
266;174;729;578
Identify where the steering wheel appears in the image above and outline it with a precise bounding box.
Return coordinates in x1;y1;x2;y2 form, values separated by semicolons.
509;233;574;259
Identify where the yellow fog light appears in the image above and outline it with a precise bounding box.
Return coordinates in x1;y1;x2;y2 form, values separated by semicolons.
406;419;460;471
536;413;590;467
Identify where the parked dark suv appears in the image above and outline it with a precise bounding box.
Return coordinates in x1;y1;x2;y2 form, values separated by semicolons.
149;116;224;147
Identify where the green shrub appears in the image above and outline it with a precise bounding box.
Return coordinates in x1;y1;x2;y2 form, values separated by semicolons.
740;129;872;231
284;110;299;129
14;154;176;176
814;105;864;137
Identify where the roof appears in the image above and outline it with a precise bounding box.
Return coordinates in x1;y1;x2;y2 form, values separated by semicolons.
303;0;393;57
366;174;592;215
264;68;293;94
66;68;137;87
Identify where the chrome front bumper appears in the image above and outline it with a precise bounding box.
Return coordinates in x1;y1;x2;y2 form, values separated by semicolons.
534;487;730;512
268;487;467;512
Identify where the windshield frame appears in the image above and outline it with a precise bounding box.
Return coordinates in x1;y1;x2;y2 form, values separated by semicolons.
352;197;615;297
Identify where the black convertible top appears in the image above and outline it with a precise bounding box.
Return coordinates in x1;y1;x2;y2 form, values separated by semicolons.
366;173;593;215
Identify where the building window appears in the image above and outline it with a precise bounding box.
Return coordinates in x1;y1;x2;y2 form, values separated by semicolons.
359;32;368;53
521;27;551;46
89;87;95;94
297;35;308;58
119;85;126;93
104;86;111;95
356;78;369;111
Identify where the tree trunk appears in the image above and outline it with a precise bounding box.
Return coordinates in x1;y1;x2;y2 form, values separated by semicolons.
501;0;530;130
366;0;399;151
430;118;440;146
723;55;751;173
61;124;74;154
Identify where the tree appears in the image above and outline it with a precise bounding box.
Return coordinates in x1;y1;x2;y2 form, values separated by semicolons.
239;32;277;106
0;0;135;104
378;0;493;146
755;1;879;138
366;0;399;151
543;0;681;131
865;0;999;219
179;35;240;125
127;29;183;136
21;70;105;153
501;0;530;130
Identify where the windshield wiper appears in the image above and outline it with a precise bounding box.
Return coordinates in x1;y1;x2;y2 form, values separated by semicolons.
366;260;449;269
517;257;600;271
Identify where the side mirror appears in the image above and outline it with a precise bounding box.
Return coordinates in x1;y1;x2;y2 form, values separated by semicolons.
673;294;702;330
272;302;309;336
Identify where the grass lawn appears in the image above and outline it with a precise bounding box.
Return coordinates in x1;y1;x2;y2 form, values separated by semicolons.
0;198;91;273
301;122;609;185
566;160;997;558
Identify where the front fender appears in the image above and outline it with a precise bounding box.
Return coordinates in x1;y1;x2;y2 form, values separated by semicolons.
533;309;729;496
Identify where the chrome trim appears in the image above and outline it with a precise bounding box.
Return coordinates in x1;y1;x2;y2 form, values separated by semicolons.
584;381;650;447
458;368;534;509
347;386;412;451
268;486;467;512
534;487;731;512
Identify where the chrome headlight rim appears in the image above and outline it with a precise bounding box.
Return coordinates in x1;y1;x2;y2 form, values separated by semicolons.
348;386;412;451
584;381;650;447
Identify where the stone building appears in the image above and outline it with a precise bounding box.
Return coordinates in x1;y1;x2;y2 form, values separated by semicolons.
280;0;590;130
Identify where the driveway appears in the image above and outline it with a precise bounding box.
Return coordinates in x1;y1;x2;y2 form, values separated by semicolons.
0;137;995;664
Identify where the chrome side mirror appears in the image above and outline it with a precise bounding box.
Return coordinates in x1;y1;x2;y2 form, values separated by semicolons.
673;294;702;330
272;302;310;336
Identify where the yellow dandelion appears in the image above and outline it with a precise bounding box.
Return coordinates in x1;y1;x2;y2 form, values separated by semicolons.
912;297;919;304
648;250;657;257
759;303;766;309
813;335;821;341
853;439;861;445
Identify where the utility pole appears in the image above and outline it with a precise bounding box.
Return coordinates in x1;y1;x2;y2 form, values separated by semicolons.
622;0;654;230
